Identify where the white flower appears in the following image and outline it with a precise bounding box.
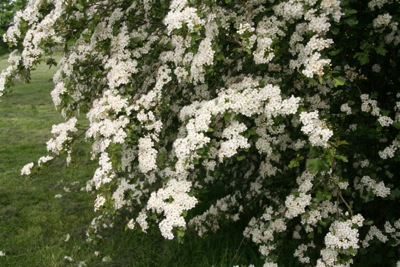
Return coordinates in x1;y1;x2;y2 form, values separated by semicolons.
87;152;115;190
94;195;106;211
302;52;331;78
105;56;138;90
340;103;352;115
362;225;388;247
138;136;158;173
218;122;250;160
0;251;5;256
369;0;390;10
127;219;135;229
285;193;312;219
263;262;278;267
373;13;392;29
21;162;34;175
360;175;391;198
46;117;78;155
349;124;357;131
372;64;381;73
51;82;67;107
299;111;333;147
318;216;363;266
64;234;70;242
64;256;74;262
237;22;255;35
136;211;149;233
164;7;204;34
294;242;315;264
254;37;274;64
308;16;331;34
102;256;112;262
37;155;54;166
190;37;215;84
378;116;394;127
147;179;197;239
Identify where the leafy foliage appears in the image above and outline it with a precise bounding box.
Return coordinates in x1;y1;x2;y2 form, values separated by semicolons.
0;0;27;55
1;0;400;266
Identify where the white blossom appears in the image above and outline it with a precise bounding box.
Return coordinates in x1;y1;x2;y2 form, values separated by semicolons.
37;155;54;166
360;175;391;198
373;13;392;29
299;111;333;147
94;195;106;211
21;162;34;176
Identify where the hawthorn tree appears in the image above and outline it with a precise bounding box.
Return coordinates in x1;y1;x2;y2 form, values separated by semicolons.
1;0;400;266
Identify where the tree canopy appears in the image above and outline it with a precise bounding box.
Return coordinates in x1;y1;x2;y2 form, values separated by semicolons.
1;0;400;266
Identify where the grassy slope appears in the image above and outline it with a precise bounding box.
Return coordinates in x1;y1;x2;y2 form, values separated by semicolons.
0;57;261;267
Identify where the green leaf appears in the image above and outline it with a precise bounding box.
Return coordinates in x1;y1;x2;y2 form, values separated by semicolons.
307;158;330;174
354;52;369;65
236;155;245;161
334;154;348;163
307;231;314;239
336;140;349;146
177;229;185;237
344;18;358;26
376;43;388;56
156;151;167;166
318;219;328;228
325;193;332;200
393;122;400;129
215;53;224;61
316;191;325;202
83;33;91;42
289;159;299;168
364;219;374;226
345;9;358;16
289;155;304;168
330;27;340;35
348;247;357;255
333;77;345;87
328;48;342;56
75;3;84;11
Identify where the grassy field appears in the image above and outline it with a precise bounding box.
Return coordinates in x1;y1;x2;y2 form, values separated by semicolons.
0;56;262;266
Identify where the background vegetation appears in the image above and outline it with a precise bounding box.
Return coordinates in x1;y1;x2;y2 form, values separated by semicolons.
0;0;27;55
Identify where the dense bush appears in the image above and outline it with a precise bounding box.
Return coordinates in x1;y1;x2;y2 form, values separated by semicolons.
1;0;400;266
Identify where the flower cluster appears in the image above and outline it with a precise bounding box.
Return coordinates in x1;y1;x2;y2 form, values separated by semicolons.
46;117;78;155
317;215;364;267
147;179;197;239
299;111;333;147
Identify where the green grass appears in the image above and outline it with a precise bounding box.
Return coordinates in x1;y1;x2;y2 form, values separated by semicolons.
0;57;262;266
0;56;97;266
